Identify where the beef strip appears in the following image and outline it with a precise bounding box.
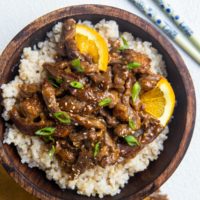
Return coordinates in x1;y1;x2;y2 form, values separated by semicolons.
98;131;120;167
114;124;133;137
112;64;129;92
113;103;129;121
70;114;106;130
79;60;99;74
139;111;163;144
54;124;74;138
139;73;161;92
88;66;112;90
10;106;54;135
118;143;140;158
109;39;122;65
57;19;80;58
99;109;119;127
69;86;103;103
43;61;70;79
122;49;151;74
18;96;43;119
71;148;94;178
58;96;98;114
19;84;40;98
122;74;141;129
69;86;116;106
56;140;77;165
42;80;60;113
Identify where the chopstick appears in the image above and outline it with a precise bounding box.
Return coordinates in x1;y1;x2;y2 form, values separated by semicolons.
129;0;200;64
153;0;200;51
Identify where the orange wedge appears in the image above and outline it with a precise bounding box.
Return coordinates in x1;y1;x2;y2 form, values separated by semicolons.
141;77;175;126
75;24;109;71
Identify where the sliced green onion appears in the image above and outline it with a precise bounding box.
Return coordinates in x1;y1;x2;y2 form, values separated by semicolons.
53;111;71;124
94;142;100;157
71;58;84;73
56;78;64;84
127;62;141;70
48;145;56;159
35;127;55;136
129;119;136;130
71;58;80;67
48;77;59;88
118;36;129;51
98;97;112;107
124;135;139;146
131;82;141;102
43;135;55;143
48;76;63;88
70;81;84;89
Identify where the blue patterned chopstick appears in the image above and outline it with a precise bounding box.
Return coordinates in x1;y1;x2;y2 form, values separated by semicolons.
129;0;200;64
153;0;200;51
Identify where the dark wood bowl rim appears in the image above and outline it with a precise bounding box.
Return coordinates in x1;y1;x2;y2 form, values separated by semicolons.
0;4;196;200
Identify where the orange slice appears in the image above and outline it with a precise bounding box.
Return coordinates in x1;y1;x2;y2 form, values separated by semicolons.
75;24;109;71
141;77;175;126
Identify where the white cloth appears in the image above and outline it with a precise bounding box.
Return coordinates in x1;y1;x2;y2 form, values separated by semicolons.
0;0;199;199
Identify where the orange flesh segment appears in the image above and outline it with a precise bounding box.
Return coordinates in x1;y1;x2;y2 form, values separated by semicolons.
75;24;109;71
141;78;175;126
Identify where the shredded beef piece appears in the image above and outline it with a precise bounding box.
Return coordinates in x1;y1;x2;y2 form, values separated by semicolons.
122;49;151;74
43;61;69;79
18;96;43;119
79;60;99;73
112;64;129;92
70;114;106;130
139;73;161;92
56;140;77;164
71;149;94;178
57;19;80;58
42;80;60;113
118;143;140;158
113;103;129;121
99;109;119;127
19;84;40;98
139;112;163;144
97;131;120;167
114;124;133;137
54;125;74;138
88;66;112;90
10;106;54;135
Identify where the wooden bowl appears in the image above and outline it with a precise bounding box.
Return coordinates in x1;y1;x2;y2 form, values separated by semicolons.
0;5;196;200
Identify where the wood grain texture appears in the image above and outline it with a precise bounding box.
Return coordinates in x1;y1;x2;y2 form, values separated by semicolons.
0;164;37;200
0;4;196;200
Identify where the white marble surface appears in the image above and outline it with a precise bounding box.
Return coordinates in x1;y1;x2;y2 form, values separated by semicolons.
0;0;199;199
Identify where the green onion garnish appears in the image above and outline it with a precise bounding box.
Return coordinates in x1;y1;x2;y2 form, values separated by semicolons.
43;135;55;143
124;135;139;146
94;142;100;157
48;77;64;88
127;62;141;70
129;119;136;130
53;111;71;124
70;81;84;89
98;97;112;107
35;127;55;136
48;145;56;159
131;82;141;102
71;58;84;73
119;36;129;51
56;78;64;84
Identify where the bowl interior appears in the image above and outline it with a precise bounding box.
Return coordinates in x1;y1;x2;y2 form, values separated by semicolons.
0;8;193;200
